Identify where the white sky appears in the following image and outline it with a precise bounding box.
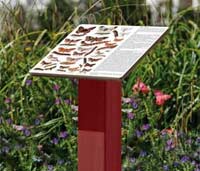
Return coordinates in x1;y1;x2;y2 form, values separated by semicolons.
147;0;199;7
0;0;199;10
0;0;50;9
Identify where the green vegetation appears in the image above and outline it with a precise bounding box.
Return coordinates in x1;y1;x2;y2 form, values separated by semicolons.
0;1;199;170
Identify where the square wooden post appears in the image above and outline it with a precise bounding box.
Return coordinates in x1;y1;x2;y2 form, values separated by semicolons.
78;79;121;171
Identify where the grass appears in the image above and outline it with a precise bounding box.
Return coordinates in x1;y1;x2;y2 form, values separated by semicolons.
0;1;200;170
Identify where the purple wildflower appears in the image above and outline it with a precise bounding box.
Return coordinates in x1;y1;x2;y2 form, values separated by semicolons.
64;99;71;105
167;139;173;146
59;131;68;139
127;112;135;120
177;131;185;138
163;165;169;171
186;138;192;145
53;84;60;91
0;117;3;124
161;130;167;137
131;101;138;109
180;155;190;163
55;98;61;105
129;157;136;163
141;124;150;131
196;164;200;171
196;137;200;143
165;139;175;151
25;79;32;86
23;129;31;136
139;150;147;157
34;118;40;125
70;78;78;85
192;160;196;166
173;161;179;167
2;146;9;153
135;129;143;138
52;137;59;145
47;165;54;171
6;118;13;125
165;146;171;151
4;97;11;104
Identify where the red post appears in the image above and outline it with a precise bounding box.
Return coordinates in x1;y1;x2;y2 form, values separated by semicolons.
78;79;121;171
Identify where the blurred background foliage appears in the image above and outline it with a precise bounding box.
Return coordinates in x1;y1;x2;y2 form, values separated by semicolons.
0;0;199;39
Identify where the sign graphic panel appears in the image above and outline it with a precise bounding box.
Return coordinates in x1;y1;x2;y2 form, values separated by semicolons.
30;24;168;79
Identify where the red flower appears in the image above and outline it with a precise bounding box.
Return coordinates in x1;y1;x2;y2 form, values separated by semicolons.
132;79;149;94
154;90;171;106
161;128;174;135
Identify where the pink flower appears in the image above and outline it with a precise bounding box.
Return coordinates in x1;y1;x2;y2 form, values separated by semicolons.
13;124;25;131
55;98;61;105
59;131;68;139
127;112;135;120
4;97;11;104
53;84;60;91
121;97;132;104
37;144;43;151
71;105;78;112
132;79;149;94
154;90;171;106
161;128;174;135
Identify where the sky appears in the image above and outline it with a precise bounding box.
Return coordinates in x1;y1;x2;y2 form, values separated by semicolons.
147;0;199;7
0;0;50;9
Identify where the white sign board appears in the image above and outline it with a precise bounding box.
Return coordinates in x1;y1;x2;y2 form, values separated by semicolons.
30;24;168;79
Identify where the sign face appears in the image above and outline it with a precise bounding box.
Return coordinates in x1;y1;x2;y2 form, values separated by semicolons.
30;24;168;79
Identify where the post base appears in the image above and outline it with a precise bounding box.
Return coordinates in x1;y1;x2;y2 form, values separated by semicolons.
78;79;121;171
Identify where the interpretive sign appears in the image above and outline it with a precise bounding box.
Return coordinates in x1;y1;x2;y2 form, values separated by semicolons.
30;24;168;79
30;24;168;171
